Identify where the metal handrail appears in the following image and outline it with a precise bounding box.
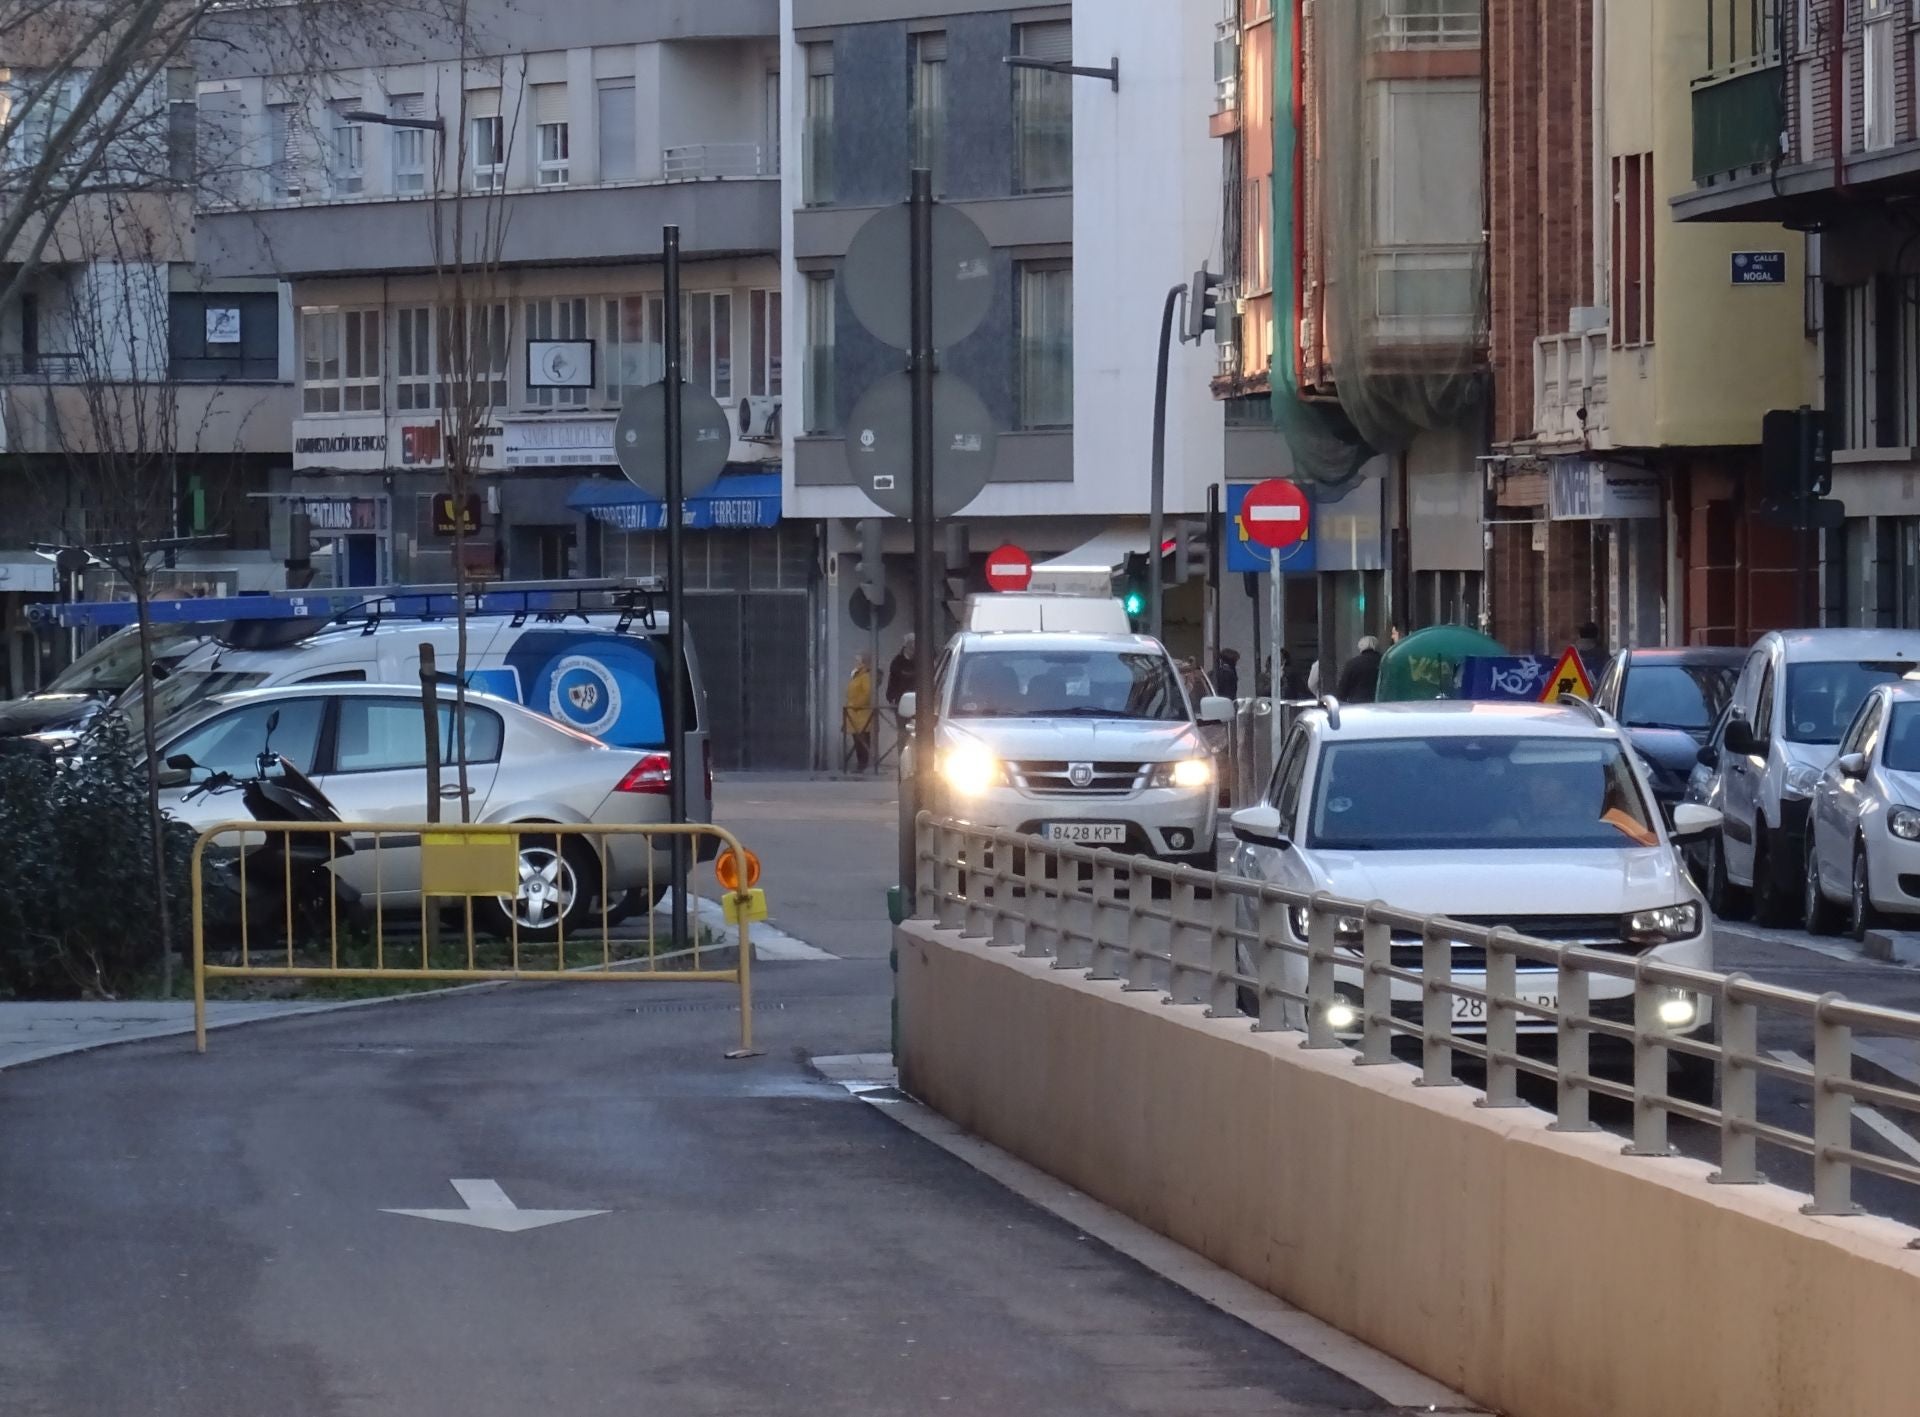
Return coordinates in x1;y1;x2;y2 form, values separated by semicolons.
915;816;1920;1236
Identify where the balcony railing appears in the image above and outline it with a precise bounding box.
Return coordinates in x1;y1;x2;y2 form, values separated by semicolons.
0;353;85;381
1534;327;1610;446
661;143;773;181
1373;0;1482;49
1691;60;1784;184
1366;244;1481;344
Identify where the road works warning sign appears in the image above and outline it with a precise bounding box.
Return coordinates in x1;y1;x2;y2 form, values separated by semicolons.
1538;647;1595;703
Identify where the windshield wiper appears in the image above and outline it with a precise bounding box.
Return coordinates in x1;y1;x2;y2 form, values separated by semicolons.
1629;721;1705;733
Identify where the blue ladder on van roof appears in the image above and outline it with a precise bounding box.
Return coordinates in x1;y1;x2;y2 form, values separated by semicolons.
27;577;666;631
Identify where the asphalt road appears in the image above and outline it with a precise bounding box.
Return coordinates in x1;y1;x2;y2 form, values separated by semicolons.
0;776;1396;1417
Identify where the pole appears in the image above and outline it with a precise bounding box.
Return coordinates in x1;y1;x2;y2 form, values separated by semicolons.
1205;483;1222;673
1269;547;1286;766
663;225;690;948
1148;284;1186;643
904;168;937;902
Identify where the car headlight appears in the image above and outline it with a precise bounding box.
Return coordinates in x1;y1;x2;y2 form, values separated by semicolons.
1287;905;1363;944
1784;762;1822;798
940;743;1004;797
1889;807;1920;841
1152;757;1214;790
1623;902;1703;947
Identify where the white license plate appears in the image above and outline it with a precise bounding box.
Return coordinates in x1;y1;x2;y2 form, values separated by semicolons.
1452;992;1557;1024
1043;822;1128;844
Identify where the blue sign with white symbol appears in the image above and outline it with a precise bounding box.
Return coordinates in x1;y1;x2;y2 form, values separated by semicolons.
1225;482;1317;575
1460;656;1558;702
501;631;669;749
1731;251;1786;285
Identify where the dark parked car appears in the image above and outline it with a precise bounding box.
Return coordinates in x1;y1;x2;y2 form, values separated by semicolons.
1594;647;1745;808
0;625;202;751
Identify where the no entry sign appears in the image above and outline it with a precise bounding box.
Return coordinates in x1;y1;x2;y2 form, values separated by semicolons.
984;544;1034;592
1240;479;1311;551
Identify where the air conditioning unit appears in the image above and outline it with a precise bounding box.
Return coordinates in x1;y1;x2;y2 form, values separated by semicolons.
737;394;782;442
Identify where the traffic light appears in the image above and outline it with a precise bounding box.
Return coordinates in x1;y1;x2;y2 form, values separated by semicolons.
856;518;886;606
1118;552;1149;622
1184;265;1226;343
1761;406;1833;505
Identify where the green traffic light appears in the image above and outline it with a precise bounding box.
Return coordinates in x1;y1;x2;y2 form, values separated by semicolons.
1124;590;1146;616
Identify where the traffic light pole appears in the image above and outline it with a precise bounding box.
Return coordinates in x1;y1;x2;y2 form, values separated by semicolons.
1148;282;1187;644
663;226;690;950
902;169;937;903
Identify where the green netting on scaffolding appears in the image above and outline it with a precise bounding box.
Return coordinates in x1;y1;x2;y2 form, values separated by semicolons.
1271;0;1488;489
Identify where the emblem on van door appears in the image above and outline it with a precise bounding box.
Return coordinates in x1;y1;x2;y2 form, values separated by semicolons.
1069;762;1094;788
549;655;623;737
568;682;600;713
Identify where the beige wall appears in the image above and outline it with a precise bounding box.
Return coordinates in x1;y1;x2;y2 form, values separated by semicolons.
898;922;1920;1417
1606;0;1812;448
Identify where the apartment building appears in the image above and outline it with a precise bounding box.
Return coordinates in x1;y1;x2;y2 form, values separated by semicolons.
1210;0;1489;676
782;0;1267;758
194;2;821;767
0;51;292;696
1680;0;1920;630
1489;0;1809;653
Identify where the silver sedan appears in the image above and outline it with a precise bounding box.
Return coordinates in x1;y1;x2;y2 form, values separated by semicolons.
155;683;705;937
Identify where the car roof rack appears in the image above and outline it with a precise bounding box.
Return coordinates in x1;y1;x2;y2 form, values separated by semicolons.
1318;694;1342;730
1557;693;1606;726
28;577;667;646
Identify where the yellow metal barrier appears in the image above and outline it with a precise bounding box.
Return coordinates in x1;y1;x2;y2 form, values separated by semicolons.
189;820;757;1054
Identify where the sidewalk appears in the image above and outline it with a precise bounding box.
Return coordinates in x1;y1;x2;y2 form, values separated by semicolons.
0;999;329;1069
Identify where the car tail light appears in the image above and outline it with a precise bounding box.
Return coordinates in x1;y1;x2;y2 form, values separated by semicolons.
615;753;672;795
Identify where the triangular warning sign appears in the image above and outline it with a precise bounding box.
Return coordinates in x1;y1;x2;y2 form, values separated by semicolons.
1539;647;1595;703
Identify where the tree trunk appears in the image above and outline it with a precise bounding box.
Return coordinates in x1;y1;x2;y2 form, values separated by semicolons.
131;568;176;998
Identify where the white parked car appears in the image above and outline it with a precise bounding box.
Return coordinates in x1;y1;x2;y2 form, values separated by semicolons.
1804;678;1920;940
1227;700;1719;1081
156;683;704;938
905;631;1232;868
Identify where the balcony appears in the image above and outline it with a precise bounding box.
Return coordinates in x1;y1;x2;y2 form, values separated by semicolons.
1373;0;1482;49
0;353;86;381
1366;244;1481;347
1690;61;1783;187
662;143;774;181
1534;327;1609;449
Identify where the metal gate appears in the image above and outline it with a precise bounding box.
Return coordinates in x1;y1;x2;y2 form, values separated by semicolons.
683;591;813;770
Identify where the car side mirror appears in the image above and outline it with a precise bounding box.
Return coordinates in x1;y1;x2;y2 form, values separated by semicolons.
1695;743;1719;769
1197;695;1234;725
1669;803;1722;839
166;753;196;771
156;766;191;789
1230;805;1290;850
897;692;917;721
1839;752;1869;780
1723;718;1763;756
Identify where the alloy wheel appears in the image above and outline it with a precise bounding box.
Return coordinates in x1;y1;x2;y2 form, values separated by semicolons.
503;846;578;931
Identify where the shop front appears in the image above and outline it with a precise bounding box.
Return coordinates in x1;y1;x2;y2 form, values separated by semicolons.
1548;458;1666;650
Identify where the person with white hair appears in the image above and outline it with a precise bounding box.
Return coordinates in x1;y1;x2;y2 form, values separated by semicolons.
1336;634;1383;704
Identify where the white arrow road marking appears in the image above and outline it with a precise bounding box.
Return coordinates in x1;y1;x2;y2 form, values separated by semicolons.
1247;505;1304;523
383;1178;609;1233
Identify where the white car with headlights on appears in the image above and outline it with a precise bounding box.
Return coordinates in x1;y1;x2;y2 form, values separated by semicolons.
903;631;1230;868
1805;678;1920;940
1227;700;1720;1088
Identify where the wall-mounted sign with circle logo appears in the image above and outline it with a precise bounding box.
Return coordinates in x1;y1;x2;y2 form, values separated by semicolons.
527;339;595;390
548;655;624;738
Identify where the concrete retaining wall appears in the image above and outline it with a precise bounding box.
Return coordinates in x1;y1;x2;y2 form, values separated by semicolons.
896;922;1920;1417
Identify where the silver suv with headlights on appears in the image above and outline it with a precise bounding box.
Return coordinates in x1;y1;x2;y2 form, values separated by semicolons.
902;631;1232;867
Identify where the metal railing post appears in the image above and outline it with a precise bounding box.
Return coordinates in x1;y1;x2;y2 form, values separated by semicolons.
1254;893;1291;1033
1303;901;1341;1049
1056;850;1096;972
988;832;1019;949
1167;876;1208;1006
1207;880;1240;1020
935;825;967;933
1022;844;1057;960
1088;855;1125;980
1418;922;1459;1087
1479;930;1524;1108
1626;961;1674;1157
962;838;995;939
1122;859;1159;993
1357;917;1394;1066
1711;976;1764;1186
914;815;936;920
1552;962;1599;1133
1805;993;1861;1216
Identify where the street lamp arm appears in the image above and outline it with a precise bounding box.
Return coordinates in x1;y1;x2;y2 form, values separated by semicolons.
341;110;445;131
1002;55;1120;92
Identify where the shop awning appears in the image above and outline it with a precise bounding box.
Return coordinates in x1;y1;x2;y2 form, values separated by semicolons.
567;471;782;531
1028;521;1178;594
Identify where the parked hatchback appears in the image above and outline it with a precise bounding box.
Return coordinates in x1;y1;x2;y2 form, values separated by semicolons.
156;684;704;937
1805;678;1920;940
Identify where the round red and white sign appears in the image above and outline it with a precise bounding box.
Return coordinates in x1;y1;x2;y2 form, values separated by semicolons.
1241;479;1311;551
984;544;1034;592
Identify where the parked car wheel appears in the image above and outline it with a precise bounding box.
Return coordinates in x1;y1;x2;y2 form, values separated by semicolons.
1804;836;1843;936
1850;843;1882;944
1706;837;1750;921
482;832;601;943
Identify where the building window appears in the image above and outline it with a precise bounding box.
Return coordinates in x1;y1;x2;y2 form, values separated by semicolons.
804;44;835;206
330;102;364;194
524;296;589;408
1018;261;1073;429
603;295;664;402
468;93;504;191
301;307;381;414
597;80;636;181
1015;21;1073;193
750;288;782;399
269;102;317;199
532;83;569;186
1377;0;1482;49
1612;152;1654;348
396;306;435;410
685;290;733;400
169;292;278;382
1247;174;1271;295
441;303;510;411
390;93;428;193
804;272;836;434
1864;0;1897;152
912;31;947;192
1827;277;1917;453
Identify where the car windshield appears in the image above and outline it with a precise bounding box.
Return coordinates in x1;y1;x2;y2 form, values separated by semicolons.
1620;663;1737;731
1784;661;1918;745
117;670;268;745
1308;736;1659;851
45;627;195;694
1884;703;1920;772
948;648;1185;721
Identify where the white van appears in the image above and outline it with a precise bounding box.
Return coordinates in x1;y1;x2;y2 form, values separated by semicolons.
963;593;1132;635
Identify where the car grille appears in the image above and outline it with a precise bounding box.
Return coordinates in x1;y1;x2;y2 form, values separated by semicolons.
1008;760;1149;797
1387;914;1624;971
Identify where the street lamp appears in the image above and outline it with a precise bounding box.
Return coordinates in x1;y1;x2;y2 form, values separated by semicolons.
340;111;444;132
1002;55;1121;91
